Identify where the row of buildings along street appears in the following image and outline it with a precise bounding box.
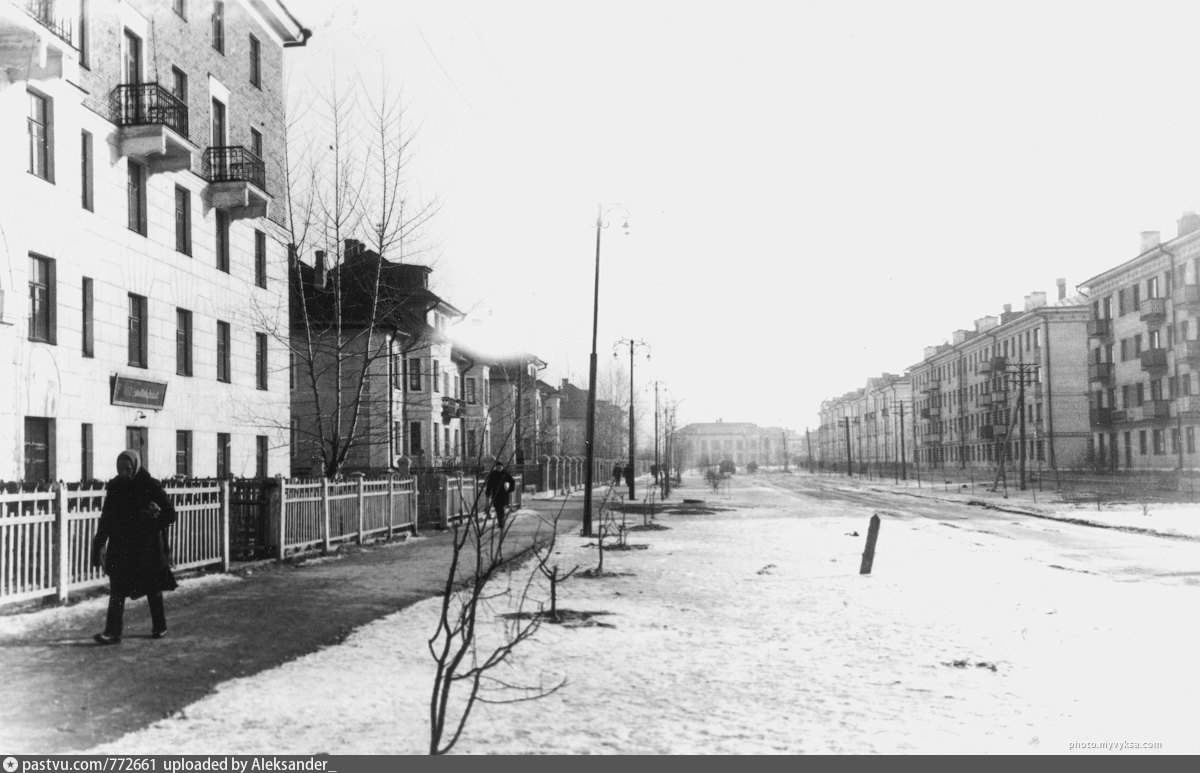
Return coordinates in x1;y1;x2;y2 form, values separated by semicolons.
818;227;1200;481
0;0;634;485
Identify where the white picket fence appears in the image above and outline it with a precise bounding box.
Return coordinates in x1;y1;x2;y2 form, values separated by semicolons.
438;474;524;528
276;476;418;557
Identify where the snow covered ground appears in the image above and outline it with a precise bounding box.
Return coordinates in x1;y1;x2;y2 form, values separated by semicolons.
73;478;1197;755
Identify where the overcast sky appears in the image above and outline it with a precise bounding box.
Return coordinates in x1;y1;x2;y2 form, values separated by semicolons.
279;0;1200;432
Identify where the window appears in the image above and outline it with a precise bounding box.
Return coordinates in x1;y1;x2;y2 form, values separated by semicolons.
1133;334;1142;356
217;432;231;478
127;160;147;234
467;429;477;458
1152;429;1165;455
175;186;192;254
173;0;186;20
254;230;267;288
1136;383;1145;406
125;427;147;464
1150;379;1162;402
128;293;148;367
28;255;55;344
1132;284;1141;310
79;0;89;68
216;321;231;382
409;421;422;454
1139;430;1147;455
28;90;51;181
444;372;450;394
81;131;93;210
211;1;225;53
82;277;93;357
123;29;142;83
1121;384;1131;409
1148;276;1159;299
256;435;268;478
176;309;192;376
1149;329;1161;350
256;332;268;390
466;377;476;404
250;127;262;159
408;358;422;391
171;66;188;102
176;430;192;477
249;34;261;87
433;360;440;392
1188;427;1196;455
211;98;226;145
215;210;230;272
81;423;93;481
1119;339;1129;362
1117;289;1127;315
24;417;54;484
1171;428;1181;455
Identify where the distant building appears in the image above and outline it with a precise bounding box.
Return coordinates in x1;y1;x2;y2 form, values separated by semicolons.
1079;222;1200;470
677;420;795;469
487;354;546;464
818;375;912;475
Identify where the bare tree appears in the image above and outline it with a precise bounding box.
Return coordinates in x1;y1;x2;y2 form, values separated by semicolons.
531;502;579;622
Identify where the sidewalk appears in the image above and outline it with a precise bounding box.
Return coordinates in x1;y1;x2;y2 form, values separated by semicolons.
0;494;590;754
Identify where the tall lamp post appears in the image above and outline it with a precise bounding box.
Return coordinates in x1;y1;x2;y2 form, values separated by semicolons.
615;338;650;501
582;204;628;537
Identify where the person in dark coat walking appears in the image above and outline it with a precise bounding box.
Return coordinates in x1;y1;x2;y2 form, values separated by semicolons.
90;449;177;644
612;464;623;487
484;461;517;528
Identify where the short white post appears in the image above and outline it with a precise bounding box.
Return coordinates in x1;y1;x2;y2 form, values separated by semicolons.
321;478;331;553
56;484;69;604
357;475;366;545
221;480;231;572
277;476;288;563
387;475;395;537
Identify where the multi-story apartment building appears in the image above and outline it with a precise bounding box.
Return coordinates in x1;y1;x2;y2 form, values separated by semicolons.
1080;222;1200;470
906;283;1090;473
487;354;546;464
289;239;472;474
817;375;911;475
2;0;309;483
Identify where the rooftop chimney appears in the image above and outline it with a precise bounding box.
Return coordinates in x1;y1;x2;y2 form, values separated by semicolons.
315;250;327;289
1056;277;1066;300
1024;292;1048;311
1179;212;1200;238
1140;230;1161;253
344;238;363;259
974;315;999;333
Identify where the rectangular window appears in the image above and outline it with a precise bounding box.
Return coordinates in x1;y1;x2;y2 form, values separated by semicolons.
433;360;440;392
249;34;261;87
211;1;225;53
1148;276;1159;299
171;66;188;102
176;308;192;376
1117;289;1127;315
254;230;267;288
1152;429;1165;455
1150;379;1163;402
217;432;231;478
211;98;226;145
28;90;51;181
82;277;93;357
217;321;231;382
409;421;422;454
466;377;476;404
1171;428;1181;455
1187;427;1196;455
1121;384;1131;409
1136;383;1145;406
215;210;230;272
256;332;268;390
81;130;93;210
28;255;55;344
1133;334;1142;356
81;423;93;482
250;127;262;159
127;160;147;234
123;29;142;83
1149;329;1161;350
1139;430;1148;455
1119;339;1129;362
24;417;54;484
408;358;422;391
1132;284;1141;309
176;430;192;477
126;426;147;462
467;429;477;458
79;0;89;68
175;185;192;254
128;293;148;367
256;435;268;478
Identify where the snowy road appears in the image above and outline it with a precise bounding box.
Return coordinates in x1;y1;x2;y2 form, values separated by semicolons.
64;473;1200;754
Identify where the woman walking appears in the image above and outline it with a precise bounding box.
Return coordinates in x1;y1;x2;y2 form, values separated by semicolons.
90;450;178;644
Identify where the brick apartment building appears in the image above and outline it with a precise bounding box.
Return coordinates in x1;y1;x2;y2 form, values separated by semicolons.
1080;221;1200;470
2;0;309;483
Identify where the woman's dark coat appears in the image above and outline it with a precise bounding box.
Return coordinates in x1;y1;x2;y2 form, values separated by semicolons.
91;467;178;599
484;468;516;507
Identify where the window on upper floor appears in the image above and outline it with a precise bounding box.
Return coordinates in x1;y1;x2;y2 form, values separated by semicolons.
250;127;262;159
175;186;192;255
171;66;188;102
249;34;261;88
127;160;147;235
128;293;148;368
408;358;422;391
212;1;225;54
80;131;93;210
254;230;267;288
28;254;55;344
27;90;52;181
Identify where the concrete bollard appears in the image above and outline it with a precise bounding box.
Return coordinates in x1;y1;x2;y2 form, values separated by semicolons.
859;513;881;574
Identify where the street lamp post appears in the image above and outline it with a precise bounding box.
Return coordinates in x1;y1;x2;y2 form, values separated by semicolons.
582;204;628;537
615;338;650;501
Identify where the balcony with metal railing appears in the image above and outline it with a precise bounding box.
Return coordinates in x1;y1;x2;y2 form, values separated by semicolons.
1089;407;1113;426
1180;340;1200;366
441;396;466;423
1139;348;1168;373
111;83;194;172
1175;283;1200;310
1;0;78;82
203;146;269;220
1139;297;1168;324
1177;395;1200;416
1129;400;1171;421
978;424;1008;440
1088;362;1114;383
1086;318;1112;338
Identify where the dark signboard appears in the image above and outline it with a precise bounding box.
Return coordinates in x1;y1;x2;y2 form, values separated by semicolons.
111;375;168;409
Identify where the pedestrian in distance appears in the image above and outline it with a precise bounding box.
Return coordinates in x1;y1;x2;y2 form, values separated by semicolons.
612;463;623;487
484;461;517;529
623;463;634;489
90;449;178;645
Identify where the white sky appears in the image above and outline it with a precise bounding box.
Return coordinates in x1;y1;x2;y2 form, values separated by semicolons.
279;0;1200;431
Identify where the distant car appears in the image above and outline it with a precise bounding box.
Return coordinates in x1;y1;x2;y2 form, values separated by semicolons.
719;460;736;475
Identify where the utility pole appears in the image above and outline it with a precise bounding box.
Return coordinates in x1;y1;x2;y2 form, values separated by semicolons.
654;381;661;498
615;338;649;501
782;429;789;471
805;427;814;474
842;417;853;477
897;400;908;482
910;402;921;488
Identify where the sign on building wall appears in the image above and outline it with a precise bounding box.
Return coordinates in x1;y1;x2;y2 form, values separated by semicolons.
111;375;168;410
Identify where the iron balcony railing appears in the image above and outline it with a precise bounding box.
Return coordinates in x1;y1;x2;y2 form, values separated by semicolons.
111;83;189;139
1139;297;1168;323
1140;348;1168;371
203;146;266;192
1089;407;1113;426
1086;318;1112;338
20;0;75;47
1088;362;1114;383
